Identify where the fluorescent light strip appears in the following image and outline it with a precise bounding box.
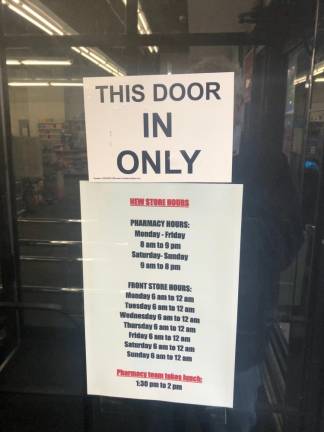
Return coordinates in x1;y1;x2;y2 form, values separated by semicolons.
22;59;72;65
6;59;21;65
74;43;125;74
6;2;125;76
121;0;158;54
98;62;116;74
50;82;83;87
6;58;72;66
138;10;149;34
80;47;119;73
9;81;83;87
80;51;98;64
81;48;115;72
314;66;324;76
293;75;307;85
8;4;54;35
9;81;49;86
294;62;324;85
21;3;64;35
79;47;123;75
80;46;90;54
101;58;118;73
138;7;158;53
315;78;324;82
89;51;106;65
81;46;125;75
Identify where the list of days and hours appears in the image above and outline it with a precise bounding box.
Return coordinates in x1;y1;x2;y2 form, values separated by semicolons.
81;182;242;407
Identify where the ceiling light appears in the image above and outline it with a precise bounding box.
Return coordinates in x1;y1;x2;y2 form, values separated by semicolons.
315;78;324;82
98;63;115;74
293;75;307;85
22;59;72;65
78;48;124;76
89;51;106;64
6;58;71;66
314;68;324;76
313;61;324;76
50;81;83;87
8;80;83;87
9;81;49;86
21;3;64;35
121;0;158;54
80;47;90;54
8;4;53;35
80;51;97;64
5;1;126;76
138;10;149;34
294;60;324;85
105;64;119;74
101;64;116;74
6;59;21;65
137;6;158;53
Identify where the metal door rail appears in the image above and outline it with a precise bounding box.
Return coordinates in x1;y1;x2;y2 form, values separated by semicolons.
0;284;83;293
20;239;81;246
18;218;81;224
20;255;82;263
22;285;83;293
3;32;269;49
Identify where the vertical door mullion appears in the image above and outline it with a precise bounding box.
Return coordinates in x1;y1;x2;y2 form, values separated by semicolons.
126;0;138;75
0;5;21;348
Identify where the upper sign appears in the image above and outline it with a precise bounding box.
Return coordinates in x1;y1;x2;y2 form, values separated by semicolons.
83;73;234;182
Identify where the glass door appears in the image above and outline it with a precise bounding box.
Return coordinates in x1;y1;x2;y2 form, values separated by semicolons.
0;1;323;431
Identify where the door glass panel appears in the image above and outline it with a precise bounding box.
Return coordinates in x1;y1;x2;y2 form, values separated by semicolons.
0;1;322;432
278;31;324;429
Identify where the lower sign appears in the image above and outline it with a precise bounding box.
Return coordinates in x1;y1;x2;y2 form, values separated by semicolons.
80;182;242;407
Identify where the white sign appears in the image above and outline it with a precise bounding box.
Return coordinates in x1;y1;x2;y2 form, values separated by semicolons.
81;182;242;407
83;73;234;182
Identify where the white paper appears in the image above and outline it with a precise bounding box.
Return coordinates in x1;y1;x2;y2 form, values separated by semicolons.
83;73;234;182
81;182;242;407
